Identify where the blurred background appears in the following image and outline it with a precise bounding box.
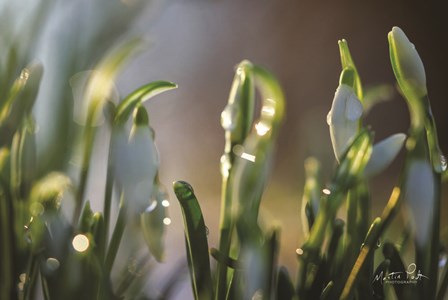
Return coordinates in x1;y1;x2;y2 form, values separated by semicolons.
11;0;448;298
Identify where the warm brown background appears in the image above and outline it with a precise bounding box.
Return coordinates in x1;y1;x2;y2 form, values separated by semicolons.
114;0;448;297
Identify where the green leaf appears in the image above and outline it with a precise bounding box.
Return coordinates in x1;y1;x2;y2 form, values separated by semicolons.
114;80;177;125
372;259;390;299
140;182;168;262
0;63;43;127
79;201;94;233
105;195;126;274
173;180;213;300
338;67;355;88
91;212;105;260
382;242;407;299
221;60;255;154
301;157;321;236
276;267;295;300
331;129;373;196
338;39;363;100
75;37;145;222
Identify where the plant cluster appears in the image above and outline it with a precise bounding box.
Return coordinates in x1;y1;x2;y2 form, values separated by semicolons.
0;2;446;299
173;27;447;300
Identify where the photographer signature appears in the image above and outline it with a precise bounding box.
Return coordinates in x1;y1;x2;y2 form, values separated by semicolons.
373;263;429;284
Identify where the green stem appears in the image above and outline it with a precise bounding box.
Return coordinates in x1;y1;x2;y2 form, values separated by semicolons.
340;187;401;300
102;129;115;262
74;122;96;222
23;254;39;300
216;173;234;300
105;193;126;275
437;257;448;300
41;272;51;300
0;188;12;300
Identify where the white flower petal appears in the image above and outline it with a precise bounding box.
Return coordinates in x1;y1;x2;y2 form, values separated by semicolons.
345;93;363;121
113;126;159;213
404;159;435;248
327;84;363;161
364;133;406;177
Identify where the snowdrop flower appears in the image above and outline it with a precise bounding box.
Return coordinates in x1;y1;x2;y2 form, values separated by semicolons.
113;108;159;214
364;133;407;177
327;84;363;162
327;84;406;176
388;26;427;99
404;158;436;248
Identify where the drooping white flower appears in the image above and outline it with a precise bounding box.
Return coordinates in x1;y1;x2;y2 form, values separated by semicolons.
404;159;436;248
113;125;159;214
327;84;363;162
364;133;407;177
327;84;406;177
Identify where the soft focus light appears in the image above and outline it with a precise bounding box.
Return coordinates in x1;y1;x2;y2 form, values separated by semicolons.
241;152;256;162
46;258;60;271
261;105;275;116
163;217;172;225
255;121;270;136
322;188;331;195
72;234;90;252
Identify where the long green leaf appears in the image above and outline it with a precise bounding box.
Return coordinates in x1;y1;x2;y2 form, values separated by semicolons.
114;81;177;125
173;180;213;300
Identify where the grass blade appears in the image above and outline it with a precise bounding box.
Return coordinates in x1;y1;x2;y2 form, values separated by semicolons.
173;180;213;300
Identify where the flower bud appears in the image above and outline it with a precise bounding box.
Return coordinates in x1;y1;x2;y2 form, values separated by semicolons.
388;26;427;99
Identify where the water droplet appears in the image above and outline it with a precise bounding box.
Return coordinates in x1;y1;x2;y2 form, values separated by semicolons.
296;248;304;255
261;105;275;116
221;104;238;131
376;239;382;249
145;200;158;213
326;111;332;125
240;152;256;162
220;154;232;177
46;258;60;272
232;144;244;156
439;154;447;172
163;217;171;225
255;121;270;136
72;234;89;252
322;188;331;195
161;199;170;207
20;69;30;81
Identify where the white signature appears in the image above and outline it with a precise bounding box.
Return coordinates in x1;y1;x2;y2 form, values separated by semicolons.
372;263;429;284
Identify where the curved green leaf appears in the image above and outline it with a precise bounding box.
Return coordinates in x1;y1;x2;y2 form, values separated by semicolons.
338;39;363;100
173;180;213;300
114;80;177;125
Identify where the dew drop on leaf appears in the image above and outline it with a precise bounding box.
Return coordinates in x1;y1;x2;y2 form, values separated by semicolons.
221;104;238;131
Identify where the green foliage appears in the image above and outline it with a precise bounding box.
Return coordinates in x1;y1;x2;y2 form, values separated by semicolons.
174;27;447;300
1;3;446;299
0;4;177;299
